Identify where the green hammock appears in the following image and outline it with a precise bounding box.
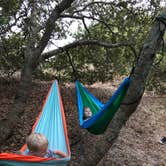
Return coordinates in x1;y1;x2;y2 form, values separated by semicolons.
75;77;130;134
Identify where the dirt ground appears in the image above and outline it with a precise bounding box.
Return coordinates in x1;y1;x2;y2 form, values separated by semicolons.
0;79;165;165
97;94;166;166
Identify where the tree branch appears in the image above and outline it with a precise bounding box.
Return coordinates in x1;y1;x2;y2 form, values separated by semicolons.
60;14;115;34
66;50;79;81
35;0;75;57
41;39;132;61
82;18;91;35
72;1;116;15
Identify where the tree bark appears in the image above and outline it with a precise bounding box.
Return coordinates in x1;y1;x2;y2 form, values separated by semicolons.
0;57;33;142
68;11;166;166
0;0;75;143
97;10;166;166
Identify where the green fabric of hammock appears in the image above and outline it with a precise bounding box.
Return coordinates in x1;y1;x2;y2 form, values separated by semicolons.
76;77;130;134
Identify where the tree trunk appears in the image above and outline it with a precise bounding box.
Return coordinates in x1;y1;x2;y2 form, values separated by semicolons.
97;11;166;166
0;0;75;143
68;11;166;166
0;57;34;143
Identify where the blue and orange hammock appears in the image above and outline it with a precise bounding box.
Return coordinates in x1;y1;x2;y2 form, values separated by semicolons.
76;77;130;135
0;80;71;166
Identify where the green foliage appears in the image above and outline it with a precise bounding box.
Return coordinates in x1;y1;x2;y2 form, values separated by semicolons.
33;0;165;94
0;0;165;93
67;1;153;82
0;0;22;26
0;34;24;78
0;0;21;15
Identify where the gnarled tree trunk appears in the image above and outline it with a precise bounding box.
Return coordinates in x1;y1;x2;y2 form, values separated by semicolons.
0;0;75;144
0;55;34;142
68;10;166;166
96;10;166;166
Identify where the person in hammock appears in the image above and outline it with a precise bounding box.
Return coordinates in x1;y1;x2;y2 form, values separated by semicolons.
26;133;66;158
83;107;92;120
